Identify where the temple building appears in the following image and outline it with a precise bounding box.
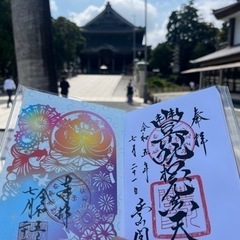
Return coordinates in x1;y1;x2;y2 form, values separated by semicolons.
80;2;146;74
182;1;240;93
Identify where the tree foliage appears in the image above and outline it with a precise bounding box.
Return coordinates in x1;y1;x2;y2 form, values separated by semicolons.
191;22;219;60
149;42;173;75
52;17;85;72
217;22;229;45
166;0;219;70
167;0;199;44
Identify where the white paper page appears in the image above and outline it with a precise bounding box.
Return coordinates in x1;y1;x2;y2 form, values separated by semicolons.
124;86;240;240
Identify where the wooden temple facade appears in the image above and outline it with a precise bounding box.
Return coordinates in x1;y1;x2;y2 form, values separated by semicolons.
80;2;145;74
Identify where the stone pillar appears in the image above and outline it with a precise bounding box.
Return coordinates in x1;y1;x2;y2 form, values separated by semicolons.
11;0;58;93
133;58;138;82
137;61;147;98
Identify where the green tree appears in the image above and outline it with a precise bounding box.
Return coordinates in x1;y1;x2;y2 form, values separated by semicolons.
217;22;229;46
192;22;219;59
52;17;85;72
166;0;218;70
0;0;15;78
149;42;173;75
167;0;199;45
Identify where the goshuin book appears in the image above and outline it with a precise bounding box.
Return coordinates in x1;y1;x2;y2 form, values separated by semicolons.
0;85;240;240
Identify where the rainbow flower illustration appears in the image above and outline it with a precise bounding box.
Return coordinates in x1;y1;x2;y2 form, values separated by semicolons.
73;204;101;232
81;229;97;240
96;223;116;240
92;171;112;191
50;111;115;171
98;194;115;213
18;104;60;142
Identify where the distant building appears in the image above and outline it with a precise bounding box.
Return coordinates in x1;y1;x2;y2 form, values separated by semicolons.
80;2;146;74
182;1;240;93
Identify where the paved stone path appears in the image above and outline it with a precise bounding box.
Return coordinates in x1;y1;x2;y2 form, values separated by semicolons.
0;74;148;131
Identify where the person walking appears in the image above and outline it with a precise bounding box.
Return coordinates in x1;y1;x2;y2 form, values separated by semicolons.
59;76;70;98
3;75;16;108
126;79;134;104
189;81;195;91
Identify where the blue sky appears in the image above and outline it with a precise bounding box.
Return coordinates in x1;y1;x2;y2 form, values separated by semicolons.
50;0;235;48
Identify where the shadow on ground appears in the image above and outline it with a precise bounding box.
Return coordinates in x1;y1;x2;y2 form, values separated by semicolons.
89;101;148;112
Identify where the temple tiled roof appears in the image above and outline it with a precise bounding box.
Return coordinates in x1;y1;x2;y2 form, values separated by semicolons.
80;2;144;34
213;2;240;20
190;45;240;64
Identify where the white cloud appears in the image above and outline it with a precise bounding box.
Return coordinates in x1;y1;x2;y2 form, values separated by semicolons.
50;0;58;12
195;0;235;27
69;5;103;26
148;18;171;48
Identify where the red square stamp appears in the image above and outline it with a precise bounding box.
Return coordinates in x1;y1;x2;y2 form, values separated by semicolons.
150;175;210;239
